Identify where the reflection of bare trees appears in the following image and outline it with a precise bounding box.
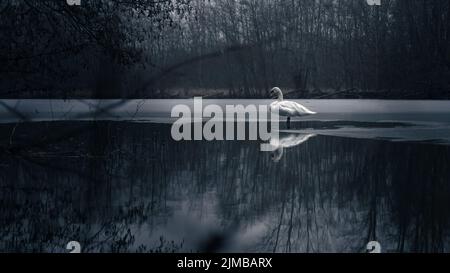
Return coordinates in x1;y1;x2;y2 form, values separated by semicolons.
0;122;450;252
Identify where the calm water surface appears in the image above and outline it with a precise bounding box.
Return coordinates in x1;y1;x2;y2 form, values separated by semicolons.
0;100;449;252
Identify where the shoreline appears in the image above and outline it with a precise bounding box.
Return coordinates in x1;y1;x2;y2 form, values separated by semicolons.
2;88;449;100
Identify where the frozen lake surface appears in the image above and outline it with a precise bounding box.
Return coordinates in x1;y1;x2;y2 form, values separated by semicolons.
1;99;450;144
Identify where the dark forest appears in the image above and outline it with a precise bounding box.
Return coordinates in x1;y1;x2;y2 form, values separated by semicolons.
1;0;450;99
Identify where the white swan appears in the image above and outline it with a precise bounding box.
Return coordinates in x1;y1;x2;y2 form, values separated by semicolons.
269;87;316;128
270;133;316;162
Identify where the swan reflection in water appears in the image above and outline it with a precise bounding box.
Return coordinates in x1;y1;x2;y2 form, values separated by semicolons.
269;133;316;162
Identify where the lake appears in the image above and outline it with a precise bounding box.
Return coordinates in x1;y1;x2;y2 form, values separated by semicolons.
0;99;449;253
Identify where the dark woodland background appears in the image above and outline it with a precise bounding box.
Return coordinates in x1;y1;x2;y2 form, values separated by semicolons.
1;0;450;99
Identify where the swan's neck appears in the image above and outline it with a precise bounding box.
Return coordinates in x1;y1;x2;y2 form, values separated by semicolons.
277;94;283;101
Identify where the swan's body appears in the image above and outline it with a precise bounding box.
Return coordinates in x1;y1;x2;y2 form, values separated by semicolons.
270;100;317;117
269;87;316;128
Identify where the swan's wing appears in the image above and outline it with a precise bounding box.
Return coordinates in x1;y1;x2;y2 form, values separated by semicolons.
278;101;316;116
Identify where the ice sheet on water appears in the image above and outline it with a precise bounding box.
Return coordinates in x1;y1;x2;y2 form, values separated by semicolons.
1;99;450;145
